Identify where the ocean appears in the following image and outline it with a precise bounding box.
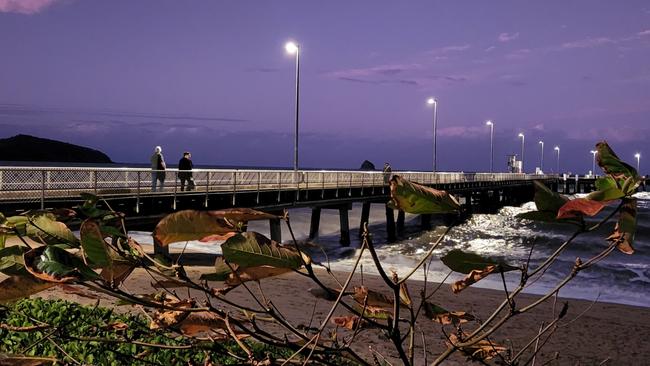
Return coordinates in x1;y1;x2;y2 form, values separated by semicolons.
130;191;650;308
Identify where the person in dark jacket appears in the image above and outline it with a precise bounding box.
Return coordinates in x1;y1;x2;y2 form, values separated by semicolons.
150;146;166;191
178;152;194;191
383;162;392;184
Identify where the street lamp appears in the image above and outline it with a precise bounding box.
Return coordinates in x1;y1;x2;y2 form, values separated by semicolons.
554;146;560;174
538;140;544;173
486;120;494;172
635;153;641;173
427;97;438;172
518;133;525;173
285;41;300;175
590;150;597;176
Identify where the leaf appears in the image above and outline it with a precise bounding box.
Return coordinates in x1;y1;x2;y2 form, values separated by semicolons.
308;287;341;301
23;246;99;283
356;304;392;319
586;187;625;202
447;333;508;361
441;249;518;274
207;208;282;223
200;257;293;285
153;210;241;247
0;355;56;365
353;286;393;309
557;198;607;219
99;262;135;286
399;282;412;306
0;246;28;275
80;219;111;266
199;233;237;242
332;316;367;330
532;180;568;213
26;214;79;247
149;298;194;330
388;175;461;214
0;275;56;304
423;302;475;325
517;211;565;223
596;141;638;180
607;198;637;254
178;312;229;337
451;266;499;293
221;232;305;269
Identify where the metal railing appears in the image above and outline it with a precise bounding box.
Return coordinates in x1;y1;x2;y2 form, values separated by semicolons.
0;166;555;208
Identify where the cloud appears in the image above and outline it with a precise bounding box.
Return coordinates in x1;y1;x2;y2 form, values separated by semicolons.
638;29;650;36
505;48;531;59
437;126;484;138
560;37;615;49
428;44;471;56
338;77;419;86
498;32;519;42
484;46;496;52
244;67;282;73
327;63;421;79
0;0;60;14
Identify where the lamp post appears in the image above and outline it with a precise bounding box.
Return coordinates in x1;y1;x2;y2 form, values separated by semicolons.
427;98;438;172
635;153;641;173
285;41;300;175
554;146;560;174
590;150;597;176
518;133;525;173
538;140;544;173
486;120;494;172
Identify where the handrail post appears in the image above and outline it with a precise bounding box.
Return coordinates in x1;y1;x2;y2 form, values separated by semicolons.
93;171;98;195
204;171;210;208
40;170;45;209
335;171;339;198
173;172;177;210
136;171;141;214
277;172;281;202
232;171;237;206
321;172;325;199
256;171;261;204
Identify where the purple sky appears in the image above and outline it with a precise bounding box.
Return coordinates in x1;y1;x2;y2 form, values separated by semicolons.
1;0;649;174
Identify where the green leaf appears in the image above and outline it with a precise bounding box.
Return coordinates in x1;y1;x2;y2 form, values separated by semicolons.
532;180;568;213
221;232;304;269
26;214;79;247
517;211;565;223
388;175;460;214
586;187;624;202
0;246;28;275
80;219;111;267
440;249;518;274
24;246;99;283
596;141;638;180
607;198;637;254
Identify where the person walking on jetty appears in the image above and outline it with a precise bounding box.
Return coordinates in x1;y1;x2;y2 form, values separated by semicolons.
178;152;194;191
383;162;392;184
150;146;166;191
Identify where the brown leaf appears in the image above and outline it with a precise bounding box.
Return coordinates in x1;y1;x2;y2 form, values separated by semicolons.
178;311;227;337
0;276;56;304
149;299;195;330
452;265;498;294
332;316;366;330
152;279;191;289
100;262;135;286
105;322;129;331
353;286;393;309
423;301;475;324
225;266;292;286
447;333;508;361
308;287;341;301
557;198;607;219
607;198;636;254
199;232;237;242
207;208;281;223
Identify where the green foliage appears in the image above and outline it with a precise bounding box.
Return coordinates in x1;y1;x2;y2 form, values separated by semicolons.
79;219;111;266
440;249;517;274
0;298;307;365
25;246;99;282
388;175;460;214
221;232;304;269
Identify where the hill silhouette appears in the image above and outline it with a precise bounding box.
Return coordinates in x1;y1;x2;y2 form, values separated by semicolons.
0;134;113;163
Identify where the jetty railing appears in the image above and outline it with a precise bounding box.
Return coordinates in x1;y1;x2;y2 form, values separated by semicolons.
0;166;554;208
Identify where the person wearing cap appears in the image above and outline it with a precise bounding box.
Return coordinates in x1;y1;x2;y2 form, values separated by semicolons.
178;152;194;191
150;146;166;191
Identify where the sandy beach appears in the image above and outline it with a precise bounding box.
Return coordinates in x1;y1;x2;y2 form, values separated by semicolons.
7;253;648;366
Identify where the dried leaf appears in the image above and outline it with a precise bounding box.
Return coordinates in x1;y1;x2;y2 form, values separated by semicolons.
607;198;637;254
353;286;393;309
557;198;607;219
149;299;195;330
178;311;227;337
199;232;237;242
200;257;292;285
399;282;412;306
447;333;508;361
0;275;57;304
332;316;366;330
153;210;241;247
441;249;518;274
423;302;475;324
452;265;498;294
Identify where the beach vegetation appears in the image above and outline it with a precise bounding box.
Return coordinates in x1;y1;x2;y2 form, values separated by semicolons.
0;141;642;365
